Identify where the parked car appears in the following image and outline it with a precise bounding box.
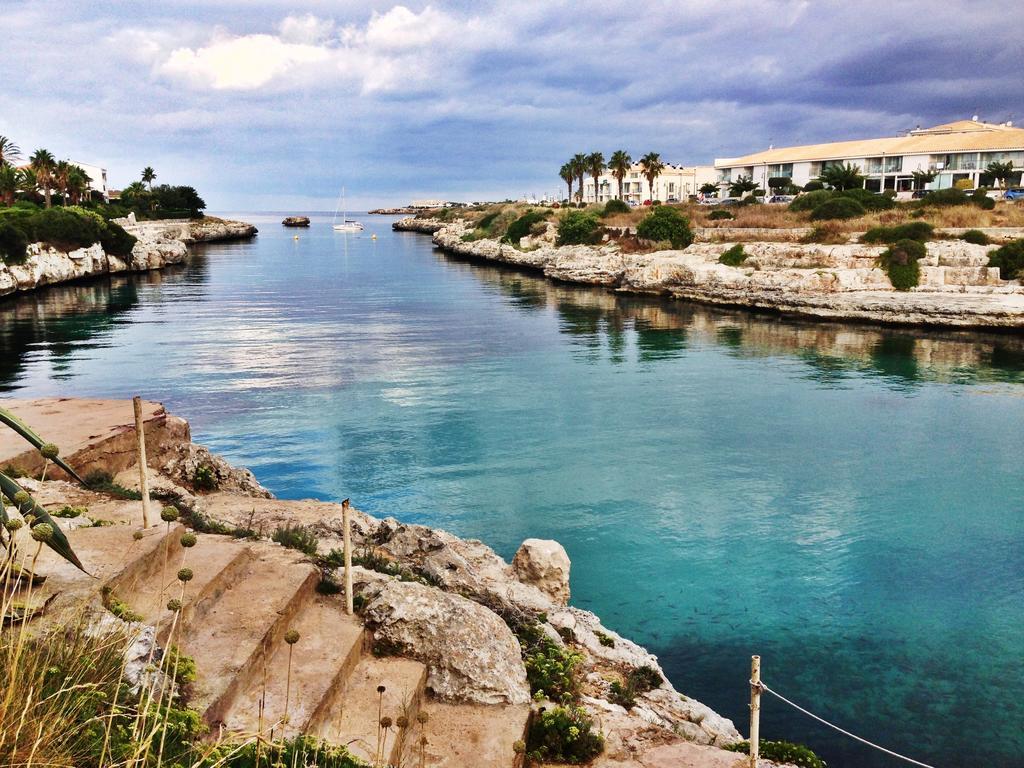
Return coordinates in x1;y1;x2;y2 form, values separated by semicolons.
697;197;719;206
1004;188;1024;201
767;195;795;204
716;198;740;206
627;199;639;207
666;195;679;203
911;189;932;199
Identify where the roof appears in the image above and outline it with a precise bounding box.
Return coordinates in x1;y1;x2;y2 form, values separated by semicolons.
715;121;1024;167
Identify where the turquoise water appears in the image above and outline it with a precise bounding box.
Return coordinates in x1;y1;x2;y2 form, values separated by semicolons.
2;214;1022;766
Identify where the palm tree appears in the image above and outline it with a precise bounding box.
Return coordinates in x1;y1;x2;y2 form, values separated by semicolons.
639;152;665;202
571;153;587;204
66;166;89;205
0;164;18;205
0;136;21;168
53;161;73;206
699;182;718;196
729;175;758;197
586;152;605;204
29;149;56;208
609;150;631;200
559;162;574;203
141;166;157;191
911;169;936;191
18;167;37;201
985;160;1015;189
817;162;864;191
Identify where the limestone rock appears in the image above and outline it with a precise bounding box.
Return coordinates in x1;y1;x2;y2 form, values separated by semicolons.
513;538;571;605
282;216;311;227
362;579;531;705
159;442;271;498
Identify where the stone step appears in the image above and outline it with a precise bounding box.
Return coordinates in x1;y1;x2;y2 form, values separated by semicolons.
399;702;532;768
312;654;428;765
172;544;320;725
107;531;254;644
219;594;366;739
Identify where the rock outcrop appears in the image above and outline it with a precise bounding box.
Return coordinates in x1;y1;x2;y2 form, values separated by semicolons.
513;538;571;605
282;216;311;227
362;579;531;705
0;217;256;299
402;217;1024;328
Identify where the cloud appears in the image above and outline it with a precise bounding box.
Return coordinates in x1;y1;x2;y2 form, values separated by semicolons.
160;33;331;89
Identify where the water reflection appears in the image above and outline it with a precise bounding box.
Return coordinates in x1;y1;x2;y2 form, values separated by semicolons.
444;256;1024;386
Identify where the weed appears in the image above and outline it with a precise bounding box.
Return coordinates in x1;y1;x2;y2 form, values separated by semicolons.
191;464;218;492
272;523;318;556
53;504;87;518
725;740;825;768
594;630;615;647
719;244;747;266
84;469;143;500
526;704;604;764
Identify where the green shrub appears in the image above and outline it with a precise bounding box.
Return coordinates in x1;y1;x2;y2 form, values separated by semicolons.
0;223;28;263
719;244;747;266
988;239;1024;280
503;210;548;245
99;221;137;257
971;190;996;210
54;505;87;518
861;221;934;243
608;665;663;710
961;229;990;245
601;198;631;216
31;208;103;250
191;464;218;491
810;197;866;221
789;189;834;212
557;210;602;246
526;704;604;764
725;740;825;768
272;523;318;555
802;180;825;191
203;735;366;768
835;187;895;211
475;211;500;232
594;630;615;647
84;469;143;500
879;238;926;290
802;224;848;244
635;206;693;248
923;188;969;207
524;637;583;700
708;209;734;220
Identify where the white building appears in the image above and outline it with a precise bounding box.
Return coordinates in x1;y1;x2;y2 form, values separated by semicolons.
69;160;109;201
714;119;1024;193
582;164;719;204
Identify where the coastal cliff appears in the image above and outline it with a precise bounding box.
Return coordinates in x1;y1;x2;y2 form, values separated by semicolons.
395;216;1024;328
0;217;256;298
0;398;746;768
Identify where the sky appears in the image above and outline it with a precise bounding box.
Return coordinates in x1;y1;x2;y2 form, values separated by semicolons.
2;0;1022;210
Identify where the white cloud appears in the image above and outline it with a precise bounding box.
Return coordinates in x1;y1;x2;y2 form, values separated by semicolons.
160;33;331;89
279;13;336;45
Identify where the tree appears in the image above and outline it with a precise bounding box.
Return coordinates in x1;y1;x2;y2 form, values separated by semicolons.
571;154;587;203
817;162;864;191
699;182;718;196
911;169;937;190
586;152;605;204
559;162;574;203
18;167;37;201
66;166;89;205
0;164;18;205
53;160;73;206
0;136;21;168
609;150;632;200
728;175;758;197
639;152;665;202
985;160;1015;189
30;149;56;208
141;166;157;191
767;176;791;192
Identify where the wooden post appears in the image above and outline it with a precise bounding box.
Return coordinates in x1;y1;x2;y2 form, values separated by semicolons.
342;498;353;615
133;396;151;528
749;655;761;767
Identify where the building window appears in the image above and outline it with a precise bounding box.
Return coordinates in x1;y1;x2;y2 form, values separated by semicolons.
866;157;883;174
885;156;902;173
668;182;675;192
768;164;793;177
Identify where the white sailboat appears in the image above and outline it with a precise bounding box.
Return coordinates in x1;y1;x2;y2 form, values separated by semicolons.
332;188;364;232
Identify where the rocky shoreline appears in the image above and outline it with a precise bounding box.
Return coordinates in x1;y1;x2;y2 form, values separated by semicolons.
0;216;257;299
394;216;1024;329
0;398;745;767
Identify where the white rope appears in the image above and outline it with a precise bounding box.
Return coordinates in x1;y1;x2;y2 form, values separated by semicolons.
757;681;938;768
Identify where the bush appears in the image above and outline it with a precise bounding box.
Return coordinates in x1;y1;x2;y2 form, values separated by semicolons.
635;206;693;249
789;189;834;212
725;740;825;768
810;197;866;221
556;210;602;246
879;238;926;290
100;221;137;257
719;244;747;266
503;210;548;245
29;208;102;250
526;704;604;764
923;188;968;207
0;223;28;263
524;637;583;700
708;209;734;220
835;187;895;211
861;221;934;243
961;229;990;245
802;223;848;244
971;190;996;210
608;665;664;710
802;180;825;191
602;198;631;216
988;239;1024;280
272;523;318;556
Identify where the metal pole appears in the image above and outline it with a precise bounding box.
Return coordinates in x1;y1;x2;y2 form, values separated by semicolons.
342;498;353;614
750;655;761;767
133;396;151;528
